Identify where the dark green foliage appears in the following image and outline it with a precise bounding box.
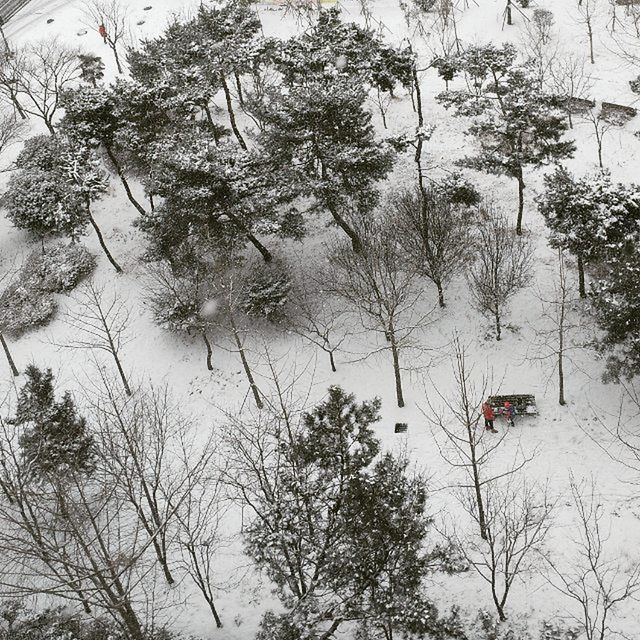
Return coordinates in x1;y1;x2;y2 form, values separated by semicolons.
240;262;291;321
436;43;574;233
244;386;461;640
0;245;95;337
275;7;413;92
591;248;640;382
78;53;105;87
11;366;95;478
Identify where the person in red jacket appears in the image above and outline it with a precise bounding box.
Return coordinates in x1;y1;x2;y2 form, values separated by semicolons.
482;400;497;432
98;23;108;44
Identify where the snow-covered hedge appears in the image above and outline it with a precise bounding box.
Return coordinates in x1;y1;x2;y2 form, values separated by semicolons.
0;244;96;337
25;243;96;293
0;282;56;337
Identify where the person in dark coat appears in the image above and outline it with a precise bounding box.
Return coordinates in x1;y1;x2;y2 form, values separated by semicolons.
482;400;497;433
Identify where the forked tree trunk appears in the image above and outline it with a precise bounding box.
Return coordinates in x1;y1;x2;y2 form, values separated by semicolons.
329;350;337;373
0;333;19;377
436;280;445;307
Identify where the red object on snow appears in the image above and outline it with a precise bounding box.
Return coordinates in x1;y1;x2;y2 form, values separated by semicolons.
98;24;107;39
482;402;495;420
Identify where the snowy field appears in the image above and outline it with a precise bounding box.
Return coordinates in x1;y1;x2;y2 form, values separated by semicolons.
1;0;640;638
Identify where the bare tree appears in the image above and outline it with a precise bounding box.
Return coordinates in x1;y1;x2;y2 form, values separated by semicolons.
0;109;25;159
11;40;81;134
528;251;584;406
549;53;593;128
87;373;217;587
574;0;601;64
83;0;129;74
390;184;472;307
521;8;558;91
56;281;132;395
581;107;615;169
328;222;430;408
546;478;640;640
174;465;229;629
0;418;152;640
289;267;351;373
458;478;554;622
467;212;533;341
0;264;18;377
424;339;532;540
0;51;27;120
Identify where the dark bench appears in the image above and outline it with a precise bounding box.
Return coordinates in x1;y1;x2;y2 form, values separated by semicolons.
567;97;596;113
488;394;538;416
616;0;640;6
600;102;638;124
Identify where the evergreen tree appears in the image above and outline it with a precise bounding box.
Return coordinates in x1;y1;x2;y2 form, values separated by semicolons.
11;365;95;478
233;386;461;639
259;77;395;253
78;53;105;87
538;167;640;297
437;43;575;234
137;125;301;266
591;247;640;382
5;134;121;271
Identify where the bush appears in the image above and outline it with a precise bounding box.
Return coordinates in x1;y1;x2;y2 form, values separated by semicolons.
0;282;55;337
0;244;96;337
24;243;96;293
241;262;291;321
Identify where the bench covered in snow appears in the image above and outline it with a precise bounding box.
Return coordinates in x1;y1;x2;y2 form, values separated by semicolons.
488;394;538;416
600;102;638;124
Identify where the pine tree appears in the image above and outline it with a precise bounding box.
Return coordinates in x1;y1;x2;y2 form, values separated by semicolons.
11;365;95;478
78;54;105;87
591;247;640;381
137;125;300;266
538;167;640;297
437;43;575;234
233;386;461;639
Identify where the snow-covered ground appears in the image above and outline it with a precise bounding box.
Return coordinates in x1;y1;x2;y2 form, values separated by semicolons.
2;0;640;638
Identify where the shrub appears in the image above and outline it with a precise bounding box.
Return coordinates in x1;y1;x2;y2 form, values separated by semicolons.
0;282;55;337
24;243;96;293
241;262;291;321
0;244;96;337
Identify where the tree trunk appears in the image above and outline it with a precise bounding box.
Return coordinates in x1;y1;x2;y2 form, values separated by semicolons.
472;462;488;540
329;350;337;373
587;22;594;64
220;75;247;150
230;313;263;409
110;43;124;74
0;333;19;377
495;310;502;341
234;71;244;107
325;201;363;253
113;351;132;396
558;349;565;406
87;207;123;273
577;254;586;298
388;325;405;408
11;93;27;120
104;145;147;216
516;167;525;235
45;120;56;135
202;331;213;371
436;280;445;307
225;211;272;262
